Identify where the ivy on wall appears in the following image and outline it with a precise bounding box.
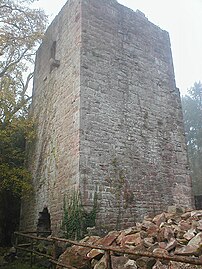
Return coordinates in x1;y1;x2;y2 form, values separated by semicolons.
62;190;98;240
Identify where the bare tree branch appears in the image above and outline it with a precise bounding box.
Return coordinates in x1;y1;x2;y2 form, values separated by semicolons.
0;48;29;78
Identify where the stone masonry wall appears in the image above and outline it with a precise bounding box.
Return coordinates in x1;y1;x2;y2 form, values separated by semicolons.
21;0;193;234
79;0;193;230
20;0;82;233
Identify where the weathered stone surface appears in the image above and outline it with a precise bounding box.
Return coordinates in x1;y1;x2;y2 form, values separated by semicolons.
178;220;192;232
157;226;174;242
196;220;202;231
169;261;201;269
153;213;167;227
93;255;106;269
20;0;193;234
111;256;137;269
57;250;91;269
70;236;100;256
93;255;138;269
168;206;185;215
136;257;156;269
143;237;154;248
183;229;196;241
57;236;100;269
153;247;169;256
56;208;202;269
181;212;192;220
120;233;143;248
159;242;167;249
188;232;202;245
97;231;120;246
147;225;159;238
165;238;177;252
87;249;104;260
86;230;120;260
191;211;202;218
124;259;138;269
117;227;140;244
174;245;200;256
152;260;168;269
142;221;158;232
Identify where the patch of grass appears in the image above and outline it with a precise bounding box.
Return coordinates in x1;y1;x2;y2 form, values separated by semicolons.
0;247;47;268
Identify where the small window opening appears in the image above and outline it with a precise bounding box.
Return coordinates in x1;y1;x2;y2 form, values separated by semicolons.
50;41;60;72
37;207;51;237
51;41;57;59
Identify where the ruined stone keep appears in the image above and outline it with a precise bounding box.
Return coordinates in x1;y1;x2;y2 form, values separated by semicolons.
21;0;193;234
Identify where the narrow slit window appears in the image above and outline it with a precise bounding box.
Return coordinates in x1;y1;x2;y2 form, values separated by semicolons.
50;41;57;60
50;41;60;72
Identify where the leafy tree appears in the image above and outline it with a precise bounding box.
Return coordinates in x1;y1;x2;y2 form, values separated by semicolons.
0;0;47;245
0;0;47;195
181;81;202;196
0;0;47;124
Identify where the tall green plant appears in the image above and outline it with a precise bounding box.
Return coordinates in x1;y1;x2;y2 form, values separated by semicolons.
63;191;98;240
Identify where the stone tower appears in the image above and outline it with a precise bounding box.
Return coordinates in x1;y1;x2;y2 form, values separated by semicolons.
21;0;193;233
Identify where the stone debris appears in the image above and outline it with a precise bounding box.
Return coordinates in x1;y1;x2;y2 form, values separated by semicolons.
57;207;202;269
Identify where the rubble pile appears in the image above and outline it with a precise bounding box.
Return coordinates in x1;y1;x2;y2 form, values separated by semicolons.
57;207;202;269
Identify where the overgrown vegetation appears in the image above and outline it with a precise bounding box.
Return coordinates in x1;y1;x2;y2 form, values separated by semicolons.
63;191;98;240
0;0;47;196
0;0;47;246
